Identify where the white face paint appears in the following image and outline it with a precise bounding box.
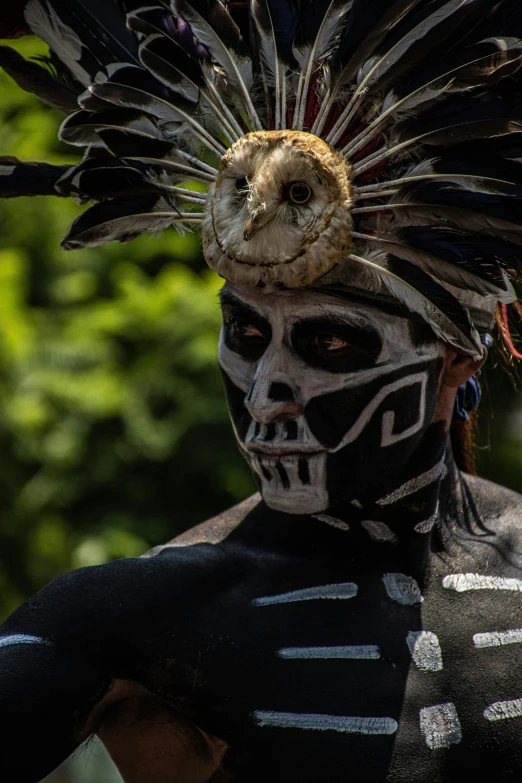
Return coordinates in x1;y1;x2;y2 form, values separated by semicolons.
219;284;445;515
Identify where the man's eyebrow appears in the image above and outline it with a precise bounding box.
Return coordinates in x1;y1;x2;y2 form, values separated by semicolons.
292;311;379;333
218;290;268;323
291;314;383;354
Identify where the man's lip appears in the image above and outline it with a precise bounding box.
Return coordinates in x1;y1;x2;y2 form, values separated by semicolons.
245;444;324;457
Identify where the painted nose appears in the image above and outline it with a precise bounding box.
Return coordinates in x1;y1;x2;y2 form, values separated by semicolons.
245;380;303;424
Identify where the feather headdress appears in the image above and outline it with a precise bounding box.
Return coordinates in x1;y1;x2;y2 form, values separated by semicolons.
2;0;522;359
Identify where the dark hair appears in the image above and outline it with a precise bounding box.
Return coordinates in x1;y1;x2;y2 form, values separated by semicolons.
452;302;522;476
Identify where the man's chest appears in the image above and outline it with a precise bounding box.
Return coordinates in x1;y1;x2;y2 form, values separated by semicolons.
146;546;522;781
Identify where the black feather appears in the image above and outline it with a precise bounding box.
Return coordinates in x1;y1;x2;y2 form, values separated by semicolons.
127;6;180;39
394;226;517;285
0;156;71;198
174;0;249;58
28;0;141;70
55;155;148;199
0;45;80;112
60;108;159;146
61;195;168;249
333;0;421;77
396;180;522;223
97;127;175;159
68;166;158;200
387;255;477;342
138;32;206;99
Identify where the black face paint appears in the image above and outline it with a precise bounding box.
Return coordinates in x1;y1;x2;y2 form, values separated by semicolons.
219;284;446;515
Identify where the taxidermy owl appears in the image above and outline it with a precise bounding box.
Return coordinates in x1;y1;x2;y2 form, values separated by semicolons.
2;0;522;360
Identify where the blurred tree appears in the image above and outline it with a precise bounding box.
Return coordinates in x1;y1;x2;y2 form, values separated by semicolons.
0;36;254;623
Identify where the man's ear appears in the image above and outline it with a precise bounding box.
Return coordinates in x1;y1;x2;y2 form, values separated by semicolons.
441;349;487;389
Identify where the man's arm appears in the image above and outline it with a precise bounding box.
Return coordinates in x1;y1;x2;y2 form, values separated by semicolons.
0;633;108;781
92;681;229;783
0;541;237;782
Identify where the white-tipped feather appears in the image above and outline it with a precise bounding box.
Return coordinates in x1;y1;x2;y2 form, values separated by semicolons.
356;199;522;245
144;170;208;204
353;121;522;175
124;155;216;184
172;0;262;131
345;41;522;158
25;0;92;86
355;156;517;197
63;204;203;250
292;0;353;130
139;36;240;144
251;0;284;130
348;251;482;358
202;63;245;138
327;0;478;146
352;230;511;297
90;80;227;157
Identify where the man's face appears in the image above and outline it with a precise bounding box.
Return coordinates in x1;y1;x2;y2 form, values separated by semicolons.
219;284;446;515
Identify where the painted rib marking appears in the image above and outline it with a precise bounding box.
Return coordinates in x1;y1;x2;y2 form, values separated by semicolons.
377;457;446;506
484;698;522;722
443;574;522;593
0;634;52;649
254;711;397;735
420;703;462;749
407;631;443;671
382;573;423;606
278;645;380;660
253;583;358;606
474;629;522;648
313;514;350;532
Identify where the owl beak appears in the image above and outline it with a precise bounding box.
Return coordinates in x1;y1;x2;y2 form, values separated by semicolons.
243;218;258;241
243;210;275;242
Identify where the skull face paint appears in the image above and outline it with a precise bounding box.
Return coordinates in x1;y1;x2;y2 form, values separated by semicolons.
219;284;446;515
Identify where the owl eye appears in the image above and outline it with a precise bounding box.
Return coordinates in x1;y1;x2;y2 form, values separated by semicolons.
235;176;249;193
287;182;312;205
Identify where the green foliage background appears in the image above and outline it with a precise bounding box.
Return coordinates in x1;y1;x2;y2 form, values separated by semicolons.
1;34;522;783
0;38;255;625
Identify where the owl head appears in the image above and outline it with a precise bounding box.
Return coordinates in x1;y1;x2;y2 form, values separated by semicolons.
203;130;354;288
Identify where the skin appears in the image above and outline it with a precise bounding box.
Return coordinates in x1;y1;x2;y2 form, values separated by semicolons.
8;288;522;783
218;284;479;517
90;288;484;781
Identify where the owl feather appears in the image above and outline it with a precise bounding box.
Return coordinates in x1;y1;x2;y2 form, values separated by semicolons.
1;0;522;357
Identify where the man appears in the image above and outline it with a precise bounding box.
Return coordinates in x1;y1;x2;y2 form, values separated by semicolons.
2;0;522;781
3;282;522;782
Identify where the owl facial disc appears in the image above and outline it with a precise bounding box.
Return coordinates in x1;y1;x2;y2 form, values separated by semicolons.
203;130;354;288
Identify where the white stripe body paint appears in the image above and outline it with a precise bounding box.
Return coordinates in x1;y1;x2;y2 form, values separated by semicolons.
278;645;380;660
407;631;443;672
443;574;522;593
361;520;397;543
474;629;522;648
253;583;358;606
380;373;428;449
313;514;350;532
0;634;52;648
484;698;522;721
254;711;398;735
420;703;462;749
382;573;424;606
413;501;439;535
377;457;446;506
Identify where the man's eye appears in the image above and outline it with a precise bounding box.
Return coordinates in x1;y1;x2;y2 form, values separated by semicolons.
229;317;264;338
313;333;351;353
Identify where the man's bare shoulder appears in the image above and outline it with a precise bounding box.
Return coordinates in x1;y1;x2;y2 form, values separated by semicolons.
442;473;522;569
463;473;522;528
144;493;261;556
